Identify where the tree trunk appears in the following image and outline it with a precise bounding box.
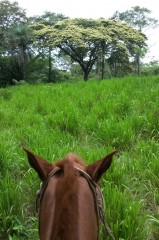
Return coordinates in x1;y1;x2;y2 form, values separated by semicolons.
101;54;105;79
114;62;117;77
18;45;25;80
48;46;52;82
83;70;89;81
136;55;140;76
101;41;105;79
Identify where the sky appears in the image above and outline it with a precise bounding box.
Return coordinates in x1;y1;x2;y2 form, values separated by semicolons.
11;0;159;62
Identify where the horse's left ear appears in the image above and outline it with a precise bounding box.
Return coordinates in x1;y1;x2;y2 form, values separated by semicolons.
86;151;117;183
23;147;54;181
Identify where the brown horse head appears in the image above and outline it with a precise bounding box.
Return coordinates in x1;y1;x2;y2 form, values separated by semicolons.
23;147;116;240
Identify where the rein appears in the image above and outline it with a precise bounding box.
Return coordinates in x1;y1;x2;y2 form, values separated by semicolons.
36;167;115;240
76;168;115;240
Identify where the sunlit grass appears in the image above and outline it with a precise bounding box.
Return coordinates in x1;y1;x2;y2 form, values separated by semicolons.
0;76;159;239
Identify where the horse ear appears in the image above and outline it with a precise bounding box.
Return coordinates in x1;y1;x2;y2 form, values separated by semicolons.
86;151;117;183
23;147;54;181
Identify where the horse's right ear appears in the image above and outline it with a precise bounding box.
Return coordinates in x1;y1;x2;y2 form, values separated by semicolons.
86;150;117;183
23;147;53;181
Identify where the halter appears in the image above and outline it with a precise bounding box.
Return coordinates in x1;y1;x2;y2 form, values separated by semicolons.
36;167;115;240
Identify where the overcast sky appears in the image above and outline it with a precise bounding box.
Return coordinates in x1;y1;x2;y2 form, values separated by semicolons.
12;0;159;62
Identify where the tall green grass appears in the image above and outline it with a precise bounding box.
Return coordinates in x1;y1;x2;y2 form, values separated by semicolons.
0;76;159;239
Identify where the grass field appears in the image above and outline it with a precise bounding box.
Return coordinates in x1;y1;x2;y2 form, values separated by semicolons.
0;76;159;239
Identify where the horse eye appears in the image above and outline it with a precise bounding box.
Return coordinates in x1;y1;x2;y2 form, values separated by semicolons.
54;169;63;177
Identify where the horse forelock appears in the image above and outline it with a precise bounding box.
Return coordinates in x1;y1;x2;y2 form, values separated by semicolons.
55;153;85;173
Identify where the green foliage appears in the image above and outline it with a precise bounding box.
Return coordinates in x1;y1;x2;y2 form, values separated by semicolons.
29;12;67;83
0;76;159;239
32;18;146;80
0;0;27;52
0;1;156;84
107;43;132;77
111;6;158;76
141;60;159;76
0;56;22;86
0;2;157;85
112;6;158;30
0;0;33;84
0;0;26;29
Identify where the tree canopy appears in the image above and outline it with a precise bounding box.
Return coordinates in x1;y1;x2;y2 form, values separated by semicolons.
111;6;158;76
33;18;146;80
111;6;158;31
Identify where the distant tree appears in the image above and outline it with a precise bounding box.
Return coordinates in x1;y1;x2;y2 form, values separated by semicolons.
141;60;159;76
111;6;158;76
33;18;146;81
6;23;33;79
0;0;30;85
111;6;158;31
30;12;67;82
0;0;27;53
107;43;132;77
0;55;21;86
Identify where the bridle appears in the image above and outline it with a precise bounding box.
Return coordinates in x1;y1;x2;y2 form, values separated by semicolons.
36;167;115;240
36;167;61;213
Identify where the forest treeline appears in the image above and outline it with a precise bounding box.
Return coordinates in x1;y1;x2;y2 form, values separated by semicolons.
0;0;159;86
